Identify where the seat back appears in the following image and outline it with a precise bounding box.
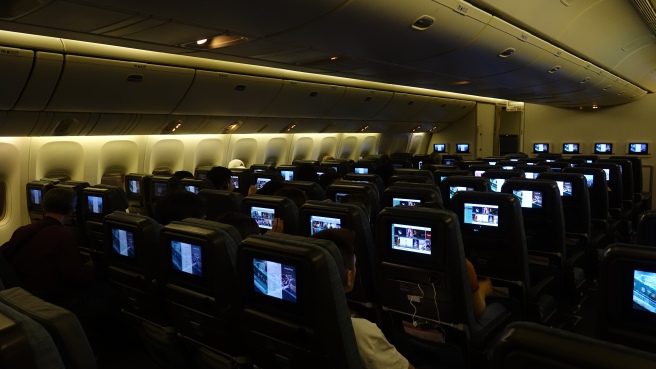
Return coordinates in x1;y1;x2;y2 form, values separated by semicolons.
125;173;153;216
612;155;644;194
582;162;623;213
242;195;299;235
393;168;435;184
83;184;129;256
236;233;362;369
383;182;443;209
351;160;379;175
388;174;433;186
515;164;551;179
180;178;215;194
536;172;591;237
433;169;471;186
25;180;56;223
491;321;656;369
342;173;385;196
468;164;500;177
636;210;656;246
598;244;656;351
482;169;525;192
0;306;40;369
600;158;635;205
563;167;609;221
439;176;491;209
282;180;326;201
198;189;244;221
327;182;380;218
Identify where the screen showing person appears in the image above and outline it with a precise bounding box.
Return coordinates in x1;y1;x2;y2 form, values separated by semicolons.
434;143;446;153
563;143;579;154
111;228;135;258
310;215;341;235
87;195;103;214
464;203;499;227
633;269;656;313
584;174;594;187
629;143;648;154
185;185;199;194
171;240;202;276
512;190;543;208
251;206;275;229
354;167;368;174
456;143;470;153
533;143;549;152
154;182;168;197
253;258;297;303
230;175;240;189
256;177;271;189
392;197;421;207
556;181;573;196
30;188;42;205
128;179;140;195
281;170;294;181
595;143;612;153
449;186;474;199
490;178;506;192
391;223;431;255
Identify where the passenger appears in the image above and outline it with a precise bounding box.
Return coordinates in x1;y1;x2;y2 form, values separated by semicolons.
274;187;308;209
216;212;261;239
467;260;507;328
249;178;284;195
206;166;235;191
321;155;335;163
1;188;96;310
154;190;207;225
339;193;371;220
312;228;415;369
172;170;194;180
228;159;246;169
318;169;343;191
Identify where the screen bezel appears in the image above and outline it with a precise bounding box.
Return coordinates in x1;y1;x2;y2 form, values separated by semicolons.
460;201;502;233
103;220;141;270
455;143;470;153
27;186;45;210
87;194;105;216
379;215;439;269
594;142;613;154
562;143;580;154
628;142;649;155
110;227;136;260
434;143;447;153
533;143;550;153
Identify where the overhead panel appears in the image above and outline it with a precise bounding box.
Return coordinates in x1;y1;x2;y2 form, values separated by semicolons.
13;52;63;111
613;43;656;92
0;111;41;136
47;55;195;114
173;71;284;116
0;46;34;110
414;97;475;123
442;102;477;122
268;0;491;65
373;93;431;121
189;116;233;134
259;80;346;118
14;0;136;32
324;87;393;119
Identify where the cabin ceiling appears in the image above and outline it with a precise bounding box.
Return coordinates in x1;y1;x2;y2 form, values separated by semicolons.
0;0;654;112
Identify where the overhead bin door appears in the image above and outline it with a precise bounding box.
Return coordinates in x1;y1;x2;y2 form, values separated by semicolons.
47;55;195;114
373;93;431;121
13;52;64;111
173;71;283;116
0;46;35;110
259;80;346;118
415;97;476;123
324;87;393;119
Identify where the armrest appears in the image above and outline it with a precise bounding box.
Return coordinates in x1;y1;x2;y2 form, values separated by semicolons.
564;250;585;270
527;275;554;301
469;310;512;349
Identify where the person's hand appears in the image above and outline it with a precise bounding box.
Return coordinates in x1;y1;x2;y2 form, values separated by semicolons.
478;278;494;297
248;185;257;195
266;218;284;234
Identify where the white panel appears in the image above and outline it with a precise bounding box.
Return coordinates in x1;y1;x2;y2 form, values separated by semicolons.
173;71;284;115
0;46;34;110
340;136;359;160
324;87;393;119
34;141;85;180
408;134;428;155
338;133;380;160
318;136;339;158
147;139;185;173
47;55;195;113
260;80;346;118
13;52;63;111
361;136;379;157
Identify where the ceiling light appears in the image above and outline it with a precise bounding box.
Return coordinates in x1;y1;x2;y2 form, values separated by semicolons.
358;125;370;132
161;120;183;134
196;39;207;45
181;33;249;50
411;125;422;132
281;123;297;133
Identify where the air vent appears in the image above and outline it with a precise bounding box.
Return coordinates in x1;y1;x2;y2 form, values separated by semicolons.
52;118;80;136
235;85;246;91
309;91;318;97
548;66;561;74
498;48;515;58
223;121;243;134
127;74;143;83
580;77;590;84
161;120;183;134
411;15;435;31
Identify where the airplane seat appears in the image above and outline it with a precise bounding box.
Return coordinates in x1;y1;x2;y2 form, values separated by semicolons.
388;174;433;186
161;219;245;360
327;181;380;221
236;232;362;369
150;175;182;214
25;180;56;223
342;173;385;196
125;173;153;216
451;191;559;325
577;155;600;163
350;160;379;175
482;169;525;193
0;287;97;369
152;167;173;176
601;158;639;228
180;178;215;194
388;158;413;169
515;164;551;179
251;170;284;190
495;160;519;169
0;305;41;369
563;167;615;243
501;178;587;307
636;210;656;246
393;168;435;184
582;162;631;241
505;153;529;160
83;184;129;263
383;182;444;209
611;155;650;212
598;243;656;352
441;154;463;166
299;200;381;323
433;169;471;186
229;167;253;196
439;175;491;210
320;160;349;176
483;156;507;165
544;161;573;172
412;154;432;169
490;321;656;369
281;180;326;201
54;180;91;256
198;189;244;221
375;206;511;368
242;194;299;235
536;153;562;161
467;164;499;177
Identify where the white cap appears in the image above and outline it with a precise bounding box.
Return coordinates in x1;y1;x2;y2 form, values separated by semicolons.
228;159;246;168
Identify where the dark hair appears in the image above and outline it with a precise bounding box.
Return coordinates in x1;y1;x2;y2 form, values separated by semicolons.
43;188;77;215
216;212;260;239
318;169;342;191
311;228;356;276
377;162;395;187
274;187;308;209
339;193;371;218
154;190;206;225
256;179;284;195
206;166;232;190
173;170;194;180
295;163;319;183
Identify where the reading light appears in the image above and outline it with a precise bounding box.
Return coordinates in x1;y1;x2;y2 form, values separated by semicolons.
281;123;297;133
196;39;208;45
429;126;438;132
411;125;422;132
223;120;243;134
181;33;249;50
161;120;183;134
358;125;370;132
498;48;515;57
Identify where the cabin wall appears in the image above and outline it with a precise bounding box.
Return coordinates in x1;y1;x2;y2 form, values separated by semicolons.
427;108;478;158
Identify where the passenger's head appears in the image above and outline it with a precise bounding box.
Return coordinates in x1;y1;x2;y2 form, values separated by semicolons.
318;169;342;191
339;193;371;219
173;170;194;180
321;155;335;163
228;159;246;169
295;163;319;183
256;179;285;195
216;212;260;239
206;166;234;191
311;228;356;292
154;190;206;225
377;162;395;187
274;187;308;209
43;188;77;216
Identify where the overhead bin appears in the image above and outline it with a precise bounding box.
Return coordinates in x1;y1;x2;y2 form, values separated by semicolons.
259;80;346;118
323;86;393;119
46;55;195;114
0;46;35;110
173;71;284;116
13;52;64;111
373;93;431;121
414;98;476;123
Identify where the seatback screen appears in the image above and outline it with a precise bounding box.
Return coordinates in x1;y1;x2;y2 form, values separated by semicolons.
281;170;294;181
29;188;42;205
584;174;594;187
87;195;103;214
463;203;499;227
512;190;543;208
449;186;474;199
255;177;271;189
392;198;421;207
489;178;506;193
128;179;141;195
251;206;275;229
230;175;240;189
171;241;202;276
354;167;368;174
633;270;656;313
253;258;297;303
556;181;573;196
153;182;168;197
111;228;135;258
310;215;341;235
184;185;199;194
392;223;432;255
